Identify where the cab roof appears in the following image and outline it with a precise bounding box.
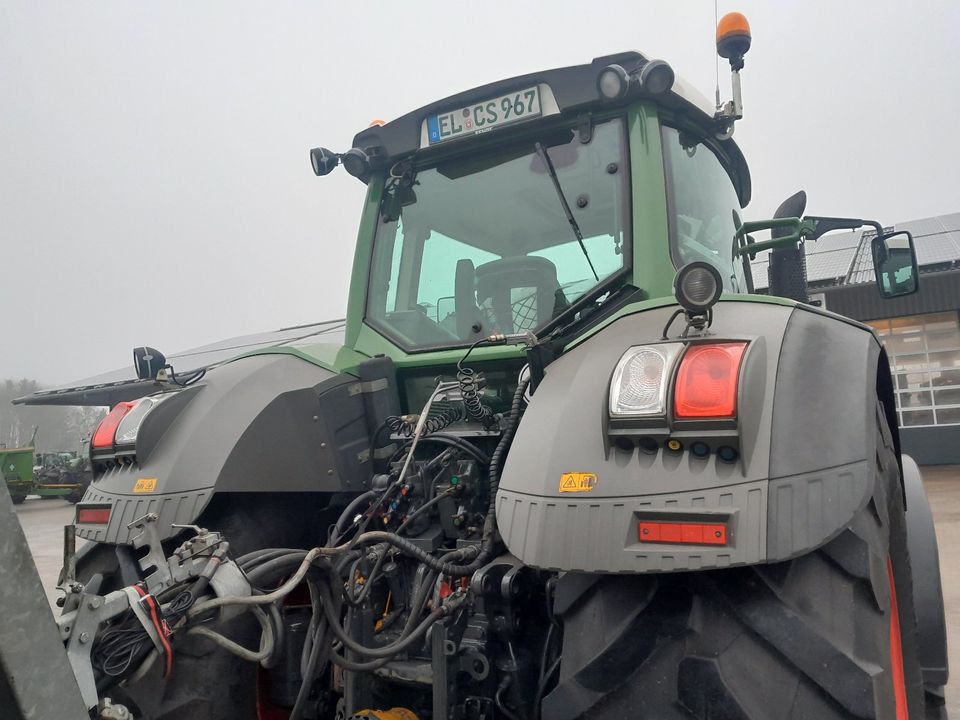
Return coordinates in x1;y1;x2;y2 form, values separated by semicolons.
350;50;751;206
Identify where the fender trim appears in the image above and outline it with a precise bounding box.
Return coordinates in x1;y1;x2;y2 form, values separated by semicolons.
901;455;949;688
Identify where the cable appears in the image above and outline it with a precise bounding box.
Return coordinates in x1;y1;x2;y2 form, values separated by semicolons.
317;580;466;659
397;488;456;534
187;547;331;618
386;402;466;437
486;378;529;517
185;605;275;664
328;491;377;546
391;433;491;467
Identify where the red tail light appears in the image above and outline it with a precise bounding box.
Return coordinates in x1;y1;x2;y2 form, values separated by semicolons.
91;401;136;450
77;506;111;524
674;342;747;419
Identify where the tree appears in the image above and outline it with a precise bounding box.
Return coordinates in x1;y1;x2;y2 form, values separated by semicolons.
0;379;105;452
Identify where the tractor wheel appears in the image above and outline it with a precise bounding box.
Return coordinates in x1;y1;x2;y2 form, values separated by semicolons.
73;493;336;720
546;408;928;720
10;493;27;505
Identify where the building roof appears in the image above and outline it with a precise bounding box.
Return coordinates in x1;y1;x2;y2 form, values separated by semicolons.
751;212;960;290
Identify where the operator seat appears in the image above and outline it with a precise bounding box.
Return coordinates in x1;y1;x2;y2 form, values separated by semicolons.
473;256;569;335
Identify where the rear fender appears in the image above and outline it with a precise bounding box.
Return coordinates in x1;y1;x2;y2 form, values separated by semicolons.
77;354;372;545
497;300;890;574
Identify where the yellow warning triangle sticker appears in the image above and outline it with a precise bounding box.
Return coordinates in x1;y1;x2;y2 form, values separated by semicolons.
559;472;596;493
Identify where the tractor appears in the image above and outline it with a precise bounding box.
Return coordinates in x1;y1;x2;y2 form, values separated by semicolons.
14;13;948;720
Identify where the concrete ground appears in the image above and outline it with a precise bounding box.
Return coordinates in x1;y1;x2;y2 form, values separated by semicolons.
13;472;960;715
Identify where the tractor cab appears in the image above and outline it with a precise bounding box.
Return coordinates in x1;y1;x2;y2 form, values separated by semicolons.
313;22;918;362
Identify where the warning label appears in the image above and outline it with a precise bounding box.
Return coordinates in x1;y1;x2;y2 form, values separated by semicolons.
133;478;157;493
559;472;597;493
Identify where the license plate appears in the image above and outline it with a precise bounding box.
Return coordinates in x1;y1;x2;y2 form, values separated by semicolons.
427;86;542;145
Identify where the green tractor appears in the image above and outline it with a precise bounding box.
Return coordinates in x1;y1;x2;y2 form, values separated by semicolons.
1;429;88;504
39;14;947;720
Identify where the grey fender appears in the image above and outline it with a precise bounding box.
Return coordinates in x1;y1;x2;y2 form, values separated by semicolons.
77;353;370;544
902;454;949;689
497;300;891;574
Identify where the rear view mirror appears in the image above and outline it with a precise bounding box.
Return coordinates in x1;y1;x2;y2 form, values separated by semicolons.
872;231;919;298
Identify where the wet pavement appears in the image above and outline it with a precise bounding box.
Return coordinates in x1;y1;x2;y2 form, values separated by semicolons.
14;469;960;714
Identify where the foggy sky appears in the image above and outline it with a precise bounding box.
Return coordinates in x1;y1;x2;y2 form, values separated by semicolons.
2;1;958;384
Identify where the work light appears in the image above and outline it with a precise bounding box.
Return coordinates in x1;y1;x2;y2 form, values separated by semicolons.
673;262;723;314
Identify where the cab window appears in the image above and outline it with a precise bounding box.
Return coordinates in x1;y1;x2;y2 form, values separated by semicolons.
662;126;745;293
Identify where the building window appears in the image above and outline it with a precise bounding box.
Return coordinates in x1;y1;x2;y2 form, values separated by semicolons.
867;312;960;427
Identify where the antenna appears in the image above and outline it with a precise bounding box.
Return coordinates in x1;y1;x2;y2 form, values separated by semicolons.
714;0;721;110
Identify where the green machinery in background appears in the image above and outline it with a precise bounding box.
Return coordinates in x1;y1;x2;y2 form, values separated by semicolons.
1;429;89;504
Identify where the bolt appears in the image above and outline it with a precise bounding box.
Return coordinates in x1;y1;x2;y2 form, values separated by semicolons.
313;415;319;421
79;632;90;644
88;598;101;610
327;469;334;476
320;442;327;448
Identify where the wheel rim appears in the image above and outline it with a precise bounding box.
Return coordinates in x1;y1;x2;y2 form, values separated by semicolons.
887;556;909;720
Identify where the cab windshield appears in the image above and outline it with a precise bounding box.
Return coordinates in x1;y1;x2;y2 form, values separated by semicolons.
366;117;630;350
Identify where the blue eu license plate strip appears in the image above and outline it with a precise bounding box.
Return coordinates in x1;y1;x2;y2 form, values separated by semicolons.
427;86;542;145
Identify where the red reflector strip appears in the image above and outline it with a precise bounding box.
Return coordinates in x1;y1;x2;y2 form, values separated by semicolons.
92;401;137;450
77;507;111;524
638;522;727;545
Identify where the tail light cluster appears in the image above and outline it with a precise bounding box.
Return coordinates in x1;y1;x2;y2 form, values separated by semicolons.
609;341;749;459
91;393;174;455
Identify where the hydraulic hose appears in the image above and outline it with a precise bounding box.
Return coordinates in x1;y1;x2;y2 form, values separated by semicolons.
317;580;467;659
185;605;275;664
329;490;377;545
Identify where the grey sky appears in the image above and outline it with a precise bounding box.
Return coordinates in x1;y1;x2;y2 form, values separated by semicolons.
2;1;958;384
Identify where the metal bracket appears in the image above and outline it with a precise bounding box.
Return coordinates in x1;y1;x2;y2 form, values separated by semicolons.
347;378;389;396
577;112;593;144
59;589;133;710
129;513;174;594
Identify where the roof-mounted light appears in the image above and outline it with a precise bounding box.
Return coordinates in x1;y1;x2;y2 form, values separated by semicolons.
639;59;675;95
310;147;339;176
597;64;630;102
340;148;371;178
717;12;752;61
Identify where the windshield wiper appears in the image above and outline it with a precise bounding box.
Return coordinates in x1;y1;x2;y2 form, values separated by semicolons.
535;142;599;282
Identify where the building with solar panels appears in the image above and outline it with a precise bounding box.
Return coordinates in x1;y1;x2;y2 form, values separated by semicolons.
753;212;960;464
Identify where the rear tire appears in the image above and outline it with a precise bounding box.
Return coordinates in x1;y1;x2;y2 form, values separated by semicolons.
546;408;927;719
10;493;26;505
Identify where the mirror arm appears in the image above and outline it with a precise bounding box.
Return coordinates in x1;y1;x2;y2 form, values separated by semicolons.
801;216;885;242
734;216;889;259
734;217;802;257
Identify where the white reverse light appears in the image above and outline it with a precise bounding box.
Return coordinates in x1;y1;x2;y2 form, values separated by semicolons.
114;393;176;447
609;343;684;416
